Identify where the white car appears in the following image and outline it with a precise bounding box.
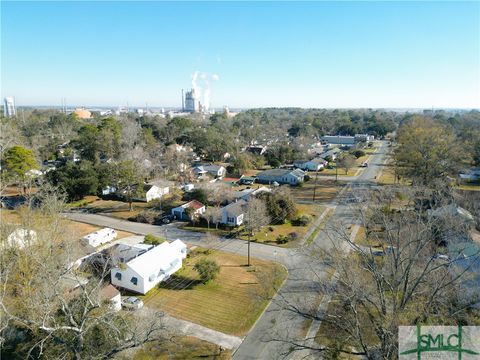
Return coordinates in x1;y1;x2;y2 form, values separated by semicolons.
122;296;144;310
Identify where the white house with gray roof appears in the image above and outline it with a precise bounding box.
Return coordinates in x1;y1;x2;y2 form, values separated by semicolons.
110;240;187;294
221;200;247;226
256;169;305;185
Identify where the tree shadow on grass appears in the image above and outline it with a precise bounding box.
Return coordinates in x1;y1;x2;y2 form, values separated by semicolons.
159;274;203;290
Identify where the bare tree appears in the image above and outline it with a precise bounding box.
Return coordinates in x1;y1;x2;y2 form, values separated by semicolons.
0;193;167;359
244;198;270;266
275;186;480;359
202;206;221;229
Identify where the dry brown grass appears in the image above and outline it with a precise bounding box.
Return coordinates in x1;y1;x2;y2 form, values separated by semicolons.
139;250;287;337
132;336;231;360
291;180;343;203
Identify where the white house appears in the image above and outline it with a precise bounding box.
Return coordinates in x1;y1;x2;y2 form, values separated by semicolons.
256;169;305;185
6;229;37;248
82;228;117;247
204;165;226;178
99;284;122;311
221;200;247;226
233;186;271;202
171;200;206;220
110;240;187;294
143;180;171;202
293;158;328;171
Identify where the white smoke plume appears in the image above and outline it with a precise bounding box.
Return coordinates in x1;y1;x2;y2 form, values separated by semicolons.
191;71;219;112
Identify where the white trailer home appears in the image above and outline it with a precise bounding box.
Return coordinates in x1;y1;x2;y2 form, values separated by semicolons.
82;228;117;247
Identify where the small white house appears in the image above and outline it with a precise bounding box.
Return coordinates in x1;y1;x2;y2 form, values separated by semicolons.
110;240;187;294
99;284;122;311
294;158;328;171
143;180;171;202
6;229;37;248
82;228;117;248
171;200;206;220
221;200;247;226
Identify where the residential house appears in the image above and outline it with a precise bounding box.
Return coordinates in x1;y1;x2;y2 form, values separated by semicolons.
459;168;480;182
221;200;247;226
319;148;342;161
99;284;122;311
354;134;375;143
143;180;171;202
233;186;271;202
5;229;37;248
192;165;208;178
256;169;305;185
110;240;187;294
203;165;226;178
82;228;117;248
245;145;267;155
293;158;328;171
171;200;206;220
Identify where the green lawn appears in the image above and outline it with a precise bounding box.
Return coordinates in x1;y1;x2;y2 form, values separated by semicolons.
138;249;287;336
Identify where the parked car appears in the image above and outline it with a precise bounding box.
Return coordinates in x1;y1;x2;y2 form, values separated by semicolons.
159;214;174;224
122;296;144;310
362;162;368;167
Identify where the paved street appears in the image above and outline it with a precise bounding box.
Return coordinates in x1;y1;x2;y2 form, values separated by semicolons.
64;141;389;359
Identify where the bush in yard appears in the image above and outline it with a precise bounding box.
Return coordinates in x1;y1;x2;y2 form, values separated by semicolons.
144;234;164;245
292;214;311;226
304;174;311;182
276;235;289;244
194;258;220;284
351;149;366;159
288;232;299;241
135;209;161;224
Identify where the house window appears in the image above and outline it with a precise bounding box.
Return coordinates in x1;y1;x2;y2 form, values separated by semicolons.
227;216;235;223
115;272;122;280
131;277;138;285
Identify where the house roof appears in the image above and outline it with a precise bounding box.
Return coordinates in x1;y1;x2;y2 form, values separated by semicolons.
223;200;247;216
257;168;305;179
144;180;172;191
204;164;225;172
127;240;187;276
182;200;205;210
99;284;120;300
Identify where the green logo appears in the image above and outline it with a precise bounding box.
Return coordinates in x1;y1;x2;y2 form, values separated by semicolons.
400;325;480;359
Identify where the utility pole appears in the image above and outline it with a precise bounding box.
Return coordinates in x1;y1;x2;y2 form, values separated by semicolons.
312;170;319;202
247;232;251;267
335;161;338;182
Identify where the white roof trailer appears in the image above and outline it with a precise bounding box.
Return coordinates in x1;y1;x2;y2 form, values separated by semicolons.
82;228;117;247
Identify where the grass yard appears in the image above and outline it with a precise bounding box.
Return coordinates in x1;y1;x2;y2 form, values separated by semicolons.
237;203;326;247
0;209;132;240
131;336;231;360
457;183;480;191
291;180;343;203
138;249;287;337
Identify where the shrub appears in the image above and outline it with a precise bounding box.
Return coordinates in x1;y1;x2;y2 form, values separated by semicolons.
194;258;220;284
292;214;311;226
144;234;165;245
304;174;311;182
288;232;299;241
268;226;275;232
136;209;161;224
351;149;366;159
276;235;289;244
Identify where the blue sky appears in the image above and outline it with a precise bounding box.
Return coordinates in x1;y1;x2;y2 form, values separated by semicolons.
1;1;479;109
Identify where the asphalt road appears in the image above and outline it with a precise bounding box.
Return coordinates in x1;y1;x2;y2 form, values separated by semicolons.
64;141;389;359
231;141;389;360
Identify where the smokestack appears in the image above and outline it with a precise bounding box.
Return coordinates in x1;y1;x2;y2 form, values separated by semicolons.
181;89;185;111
